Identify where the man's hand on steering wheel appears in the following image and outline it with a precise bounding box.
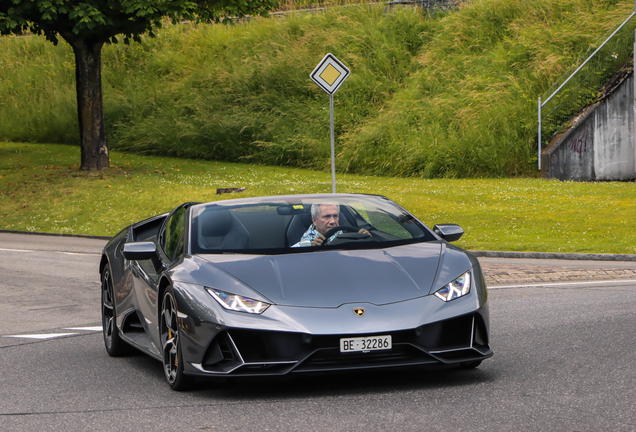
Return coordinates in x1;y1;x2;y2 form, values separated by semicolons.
317;226;372;246
311;234;326;246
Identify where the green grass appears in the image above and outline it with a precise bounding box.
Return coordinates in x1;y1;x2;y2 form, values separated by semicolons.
0;4;431;167
2;142;635;254
339;0;636;177
1;1;634;178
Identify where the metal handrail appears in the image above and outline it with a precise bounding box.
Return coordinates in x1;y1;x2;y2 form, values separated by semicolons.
537;8;636;170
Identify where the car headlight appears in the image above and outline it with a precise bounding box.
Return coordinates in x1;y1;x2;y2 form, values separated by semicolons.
434;271;471;302
205;288;271;314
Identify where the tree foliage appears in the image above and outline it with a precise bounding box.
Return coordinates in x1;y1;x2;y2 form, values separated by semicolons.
0;0;277;44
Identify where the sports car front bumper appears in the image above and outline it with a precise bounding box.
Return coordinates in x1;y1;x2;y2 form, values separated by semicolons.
186;310;491;376
172;272;492;377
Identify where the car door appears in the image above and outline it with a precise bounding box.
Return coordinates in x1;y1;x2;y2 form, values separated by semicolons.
131;205;186;350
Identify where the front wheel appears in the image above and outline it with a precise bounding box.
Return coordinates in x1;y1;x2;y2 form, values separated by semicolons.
101;265;131;356
160;289;191;391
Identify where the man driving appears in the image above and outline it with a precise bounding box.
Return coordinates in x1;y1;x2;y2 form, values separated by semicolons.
292;203;370;247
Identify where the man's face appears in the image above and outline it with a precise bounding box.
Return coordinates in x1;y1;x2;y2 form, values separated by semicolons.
313;204;339;235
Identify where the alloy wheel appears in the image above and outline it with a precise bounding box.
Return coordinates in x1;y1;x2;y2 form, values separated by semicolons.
101;269;115;349
161;291;180;384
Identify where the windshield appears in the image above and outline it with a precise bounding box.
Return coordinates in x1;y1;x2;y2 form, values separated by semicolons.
189;195;436;254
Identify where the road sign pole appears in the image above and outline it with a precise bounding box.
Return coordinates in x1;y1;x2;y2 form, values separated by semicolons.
330;94;336;193
309;53;350;194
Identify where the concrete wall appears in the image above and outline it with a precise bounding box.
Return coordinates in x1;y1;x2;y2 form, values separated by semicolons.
542;73;635;181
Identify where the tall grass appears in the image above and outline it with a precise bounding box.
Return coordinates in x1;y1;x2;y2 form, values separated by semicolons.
0;4;431;167
339;0;636;177
0;37;78;143
103;5;432;168
0;0;633;177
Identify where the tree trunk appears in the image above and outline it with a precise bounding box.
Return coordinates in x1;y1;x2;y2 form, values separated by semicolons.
68;38;109;171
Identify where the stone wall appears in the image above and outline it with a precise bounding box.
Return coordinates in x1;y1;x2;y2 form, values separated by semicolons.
541;73;635;181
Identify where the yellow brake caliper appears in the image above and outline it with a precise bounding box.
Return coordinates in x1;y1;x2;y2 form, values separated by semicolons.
168;329;177;367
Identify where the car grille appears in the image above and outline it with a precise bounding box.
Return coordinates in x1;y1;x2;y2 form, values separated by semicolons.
294;344;438;373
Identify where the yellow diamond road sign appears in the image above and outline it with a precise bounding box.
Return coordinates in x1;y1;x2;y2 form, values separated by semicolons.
310;53;350;95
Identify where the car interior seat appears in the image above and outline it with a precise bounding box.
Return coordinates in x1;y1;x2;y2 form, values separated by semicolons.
198;209;250;250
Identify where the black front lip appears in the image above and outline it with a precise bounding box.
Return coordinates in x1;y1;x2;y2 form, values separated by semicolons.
183;312;492;377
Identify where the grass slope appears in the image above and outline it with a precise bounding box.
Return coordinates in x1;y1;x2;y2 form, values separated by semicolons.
2;142;635;254
0;1;634;177
0;5;430;166
339;0;636;177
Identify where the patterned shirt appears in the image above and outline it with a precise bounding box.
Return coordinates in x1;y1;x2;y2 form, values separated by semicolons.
291;224;342;248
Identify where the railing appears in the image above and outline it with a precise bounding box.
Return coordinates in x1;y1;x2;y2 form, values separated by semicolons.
537;8;636;170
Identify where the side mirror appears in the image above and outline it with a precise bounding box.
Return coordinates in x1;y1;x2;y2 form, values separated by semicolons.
122;242;160;261
433;224;464;242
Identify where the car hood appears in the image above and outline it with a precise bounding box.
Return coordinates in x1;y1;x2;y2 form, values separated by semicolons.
191;242;468;308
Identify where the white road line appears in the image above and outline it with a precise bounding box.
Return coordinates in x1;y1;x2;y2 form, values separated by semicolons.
4;333;77;339
64;326;102;331
0;247;99;256
488;279;636;289
61;252;100;256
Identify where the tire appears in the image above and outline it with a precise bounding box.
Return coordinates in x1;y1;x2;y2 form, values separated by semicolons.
160;289;191;391
459;360;483;369
101;265;131;356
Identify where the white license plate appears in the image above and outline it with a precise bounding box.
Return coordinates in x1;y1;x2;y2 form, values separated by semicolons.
340;335;392;353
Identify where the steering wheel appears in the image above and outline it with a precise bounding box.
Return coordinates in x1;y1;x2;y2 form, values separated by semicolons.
320;225;364;246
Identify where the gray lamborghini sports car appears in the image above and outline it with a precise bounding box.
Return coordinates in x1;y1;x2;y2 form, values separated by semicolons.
100;193;492;390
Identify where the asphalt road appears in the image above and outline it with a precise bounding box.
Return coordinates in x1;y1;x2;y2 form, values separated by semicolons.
2;233;636;431
0;232;104;334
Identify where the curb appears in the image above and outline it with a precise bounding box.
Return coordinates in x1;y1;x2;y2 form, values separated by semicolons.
469;250;636;262
2;229;635;262
0;229;111;241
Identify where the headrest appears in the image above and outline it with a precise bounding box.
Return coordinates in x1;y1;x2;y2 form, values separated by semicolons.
199;209;232;237
299;211;313;226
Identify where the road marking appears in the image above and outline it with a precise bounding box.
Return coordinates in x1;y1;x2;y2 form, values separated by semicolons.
0;247;99;256
62;252;100;256
3;326;102;339
5;333;76;339
489;279;636;289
